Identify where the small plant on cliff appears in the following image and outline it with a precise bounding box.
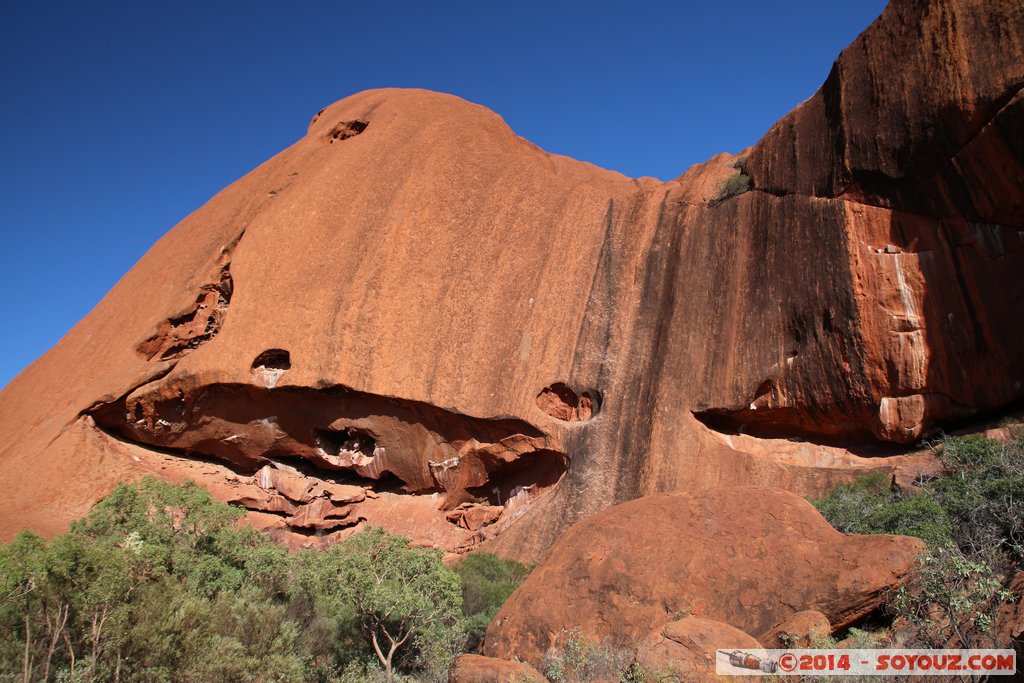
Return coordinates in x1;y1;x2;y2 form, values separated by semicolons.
712;172;751;202
453;551;532;651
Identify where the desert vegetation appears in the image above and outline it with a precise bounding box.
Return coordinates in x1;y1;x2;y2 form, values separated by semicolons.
541;628;680;683
812;433;1022;649
0;478;530;683
3;434;1021;682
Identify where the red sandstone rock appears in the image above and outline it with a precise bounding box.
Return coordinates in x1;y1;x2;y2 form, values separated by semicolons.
483;487;922;667
534;383;599;422
448;654;545;683
0;0;1021;561
255;464;316;503
761;611;833;648
638;617;762;683
446;503;504;531
740;0;1024;444
995;571;1024;648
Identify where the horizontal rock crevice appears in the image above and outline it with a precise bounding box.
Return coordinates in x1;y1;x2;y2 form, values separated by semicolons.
86;380;569;548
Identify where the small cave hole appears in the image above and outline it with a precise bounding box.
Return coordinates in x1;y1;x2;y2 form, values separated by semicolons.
327;119;368;143
314;427;377;467
251;349;291;388
536;382;601;422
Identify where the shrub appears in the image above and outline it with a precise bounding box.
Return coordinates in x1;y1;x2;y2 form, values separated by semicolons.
453;552;532;651
812;435;1024;650
930;436;1024;560
713;173;751;202
811;471;952;548
542;628;639;683
0;479;469;682
0;478;310;683
891;545;1013;648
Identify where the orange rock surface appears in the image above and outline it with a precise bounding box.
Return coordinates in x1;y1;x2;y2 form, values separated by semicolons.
448;654;545;683
0;0;1021;560
482;487;922;667
761;611;833;649
638;617;763;683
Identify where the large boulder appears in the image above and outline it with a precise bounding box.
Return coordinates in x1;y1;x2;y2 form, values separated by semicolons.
484;486;922;665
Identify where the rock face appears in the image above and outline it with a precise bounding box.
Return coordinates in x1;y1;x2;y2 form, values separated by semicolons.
720;0;1024;447
0;0;1022;558
448;655;545;683
761;611;833;649
482;487;923;666
638;617;762;683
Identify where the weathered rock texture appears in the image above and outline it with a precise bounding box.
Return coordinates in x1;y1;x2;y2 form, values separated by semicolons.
448;654;545;683
482;487;923;666
0;0;1021;557
761;610;833;649
638;617;762;683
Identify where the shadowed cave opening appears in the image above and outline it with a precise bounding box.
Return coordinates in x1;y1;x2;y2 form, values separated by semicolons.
252;349;291;371
314;427;376;464
693;394;1024;457
466;449;569;506
327;119;368;142
86;381;570;540
692;406;912;455
262;450;408;495
251;349;291;388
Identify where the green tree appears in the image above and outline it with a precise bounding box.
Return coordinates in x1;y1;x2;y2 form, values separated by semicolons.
334;527;463;682
0;530;51;682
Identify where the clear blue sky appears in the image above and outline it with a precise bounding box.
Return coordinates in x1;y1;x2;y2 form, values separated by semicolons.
0;0;888;390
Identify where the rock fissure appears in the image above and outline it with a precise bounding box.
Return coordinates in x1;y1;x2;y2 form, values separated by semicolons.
136;230;244;361
85;380;568;550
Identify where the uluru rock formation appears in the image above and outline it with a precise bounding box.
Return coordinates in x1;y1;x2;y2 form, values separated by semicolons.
0;0;1022;567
